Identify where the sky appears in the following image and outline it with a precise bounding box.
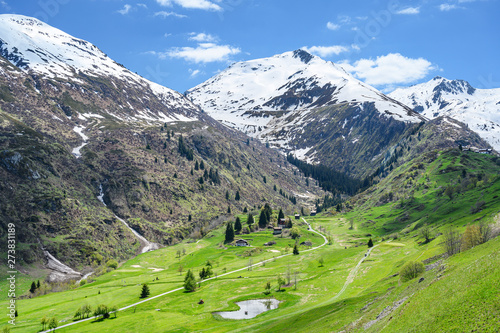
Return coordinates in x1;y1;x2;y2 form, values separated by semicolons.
1;0;499;93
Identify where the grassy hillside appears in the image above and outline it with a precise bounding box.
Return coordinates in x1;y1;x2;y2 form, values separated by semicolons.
0;54;324;274
2;148;499;332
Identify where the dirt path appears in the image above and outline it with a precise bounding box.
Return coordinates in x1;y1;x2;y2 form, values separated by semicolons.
331;244;379;301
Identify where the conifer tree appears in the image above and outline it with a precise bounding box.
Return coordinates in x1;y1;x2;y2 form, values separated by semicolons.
278;208;285;221
225;222;234;243
235;190;240;201
30;282;36;293
367;238;374;248
200;160;205;170
195;160;199;170
247;213;254;225
234;217;242;233
263;203;272;223
293;244;299;255
258;210;267;229
184;270;196;292
140;283;150;298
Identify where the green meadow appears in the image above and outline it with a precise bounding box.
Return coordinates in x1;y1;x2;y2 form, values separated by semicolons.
1;149;500;332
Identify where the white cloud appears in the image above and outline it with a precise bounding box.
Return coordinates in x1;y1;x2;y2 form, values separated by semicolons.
302;45;349;58
189;69;202;78
396;7;420;14
154;11;187;18
1;1;10;10
137;3;148;9
326;22;340;31
156;0;222;11
164;43;240;63
439;3;459;11
117;4;132;15
189;33;217;42
339;53;436;86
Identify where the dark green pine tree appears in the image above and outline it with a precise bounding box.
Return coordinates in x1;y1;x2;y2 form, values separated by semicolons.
263;203;272;223
235;191;240;201
258;210;268;229
243;207;248;213
367;238;374;248
278;208;285;221
227;206;231;214
225;222;234;243
200;160;205;170
194;160;199;170
234;217;242;233
293;244;299;255
226;190;230;200
184;270;196;292
37;280;40;288
140;283;150;298
30;281;36;293
247;213;254;225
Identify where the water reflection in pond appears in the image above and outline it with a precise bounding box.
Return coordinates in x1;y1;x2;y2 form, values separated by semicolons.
214;299;281;319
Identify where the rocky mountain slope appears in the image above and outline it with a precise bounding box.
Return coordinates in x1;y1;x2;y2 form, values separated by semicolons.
187;50;491;178
389;76;500;151
0;15;322;273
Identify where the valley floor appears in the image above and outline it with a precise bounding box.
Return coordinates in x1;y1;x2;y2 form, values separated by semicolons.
2;210;499;332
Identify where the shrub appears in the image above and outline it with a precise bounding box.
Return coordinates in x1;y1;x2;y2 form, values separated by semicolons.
461;224;482;251
290;227;300;239
400;261;425;282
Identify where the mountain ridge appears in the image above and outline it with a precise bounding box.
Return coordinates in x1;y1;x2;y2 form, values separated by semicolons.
389;76;500;151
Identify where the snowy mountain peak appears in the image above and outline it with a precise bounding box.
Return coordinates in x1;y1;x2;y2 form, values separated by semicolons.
292;49;314;64
389;77;500;150
0;14;199;121
0;14;116;78
432;77;476;96
187;50;424;136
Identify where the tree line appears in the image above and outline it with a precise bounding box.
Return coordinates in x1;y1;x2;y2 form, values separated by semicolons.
286;154;367;196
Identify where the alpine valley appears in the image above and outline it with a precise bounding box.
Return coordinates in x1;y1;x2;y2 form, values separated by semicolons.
1;14;500;333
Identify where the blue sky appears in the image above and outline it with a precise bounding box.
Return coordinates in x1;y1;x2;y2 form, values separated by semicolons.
1;0;499;93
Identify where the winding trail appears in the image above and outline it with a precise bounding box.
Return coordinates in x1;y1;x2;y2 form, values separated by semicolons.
331;243;379;301
41;218;328;332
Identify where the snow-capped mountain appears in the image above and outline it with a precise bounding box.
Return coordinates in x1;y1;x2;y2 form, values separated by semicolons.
187;49;428;176
0;14;199;122
187;49;425;136
389;76;500;150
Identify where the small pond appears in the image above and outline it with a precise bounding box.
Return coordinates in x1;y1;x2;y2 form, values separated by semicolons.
214;299;281;319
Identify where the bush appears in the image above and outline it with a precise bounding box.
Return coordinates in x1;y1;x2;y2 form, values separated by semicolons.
470;200;486;214
400;261;425;282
